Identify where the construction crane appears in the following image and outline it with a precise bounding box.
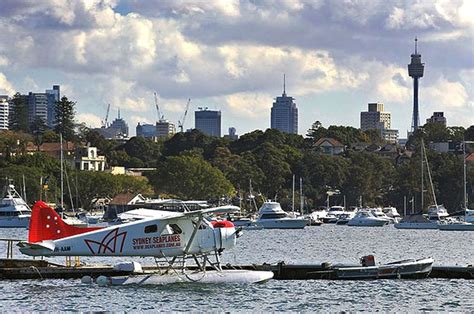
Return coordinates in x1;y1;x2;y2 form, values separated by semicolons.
102;103;110;128
154;92;163;121
178;98;191;133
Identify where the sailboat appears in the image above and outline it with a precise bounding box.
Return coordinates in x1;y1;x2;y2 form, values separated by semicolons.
395;139;446;229
57;134;88;227
439;140;474;231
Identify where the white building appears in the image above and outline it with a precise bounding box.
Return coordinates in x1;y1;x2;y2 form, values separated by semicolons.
156;119;176;138
74;146;106;171
0;95;9;130
360;103;399;143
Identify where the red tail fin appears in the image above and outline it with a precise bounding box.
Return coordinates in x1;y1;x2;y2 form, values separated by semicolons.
28;201;103;243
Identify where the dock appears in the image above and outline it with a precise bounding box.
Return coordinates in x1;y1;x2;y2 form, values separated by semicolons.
0;259;472;280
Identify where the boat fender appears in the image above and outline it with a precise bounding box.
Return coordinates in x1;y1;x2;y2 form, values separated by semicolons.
81;275;93;284
96;275;110;287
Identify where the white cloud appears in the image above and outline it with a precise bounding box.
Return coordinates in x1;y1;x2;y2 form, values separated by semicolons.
425;77;469;108
76;113;102;128
0;72;15;95
223;92;273;118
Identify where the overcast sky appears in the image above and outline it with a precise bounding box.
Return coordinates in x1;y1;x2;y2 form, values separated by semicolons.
0;0;472;137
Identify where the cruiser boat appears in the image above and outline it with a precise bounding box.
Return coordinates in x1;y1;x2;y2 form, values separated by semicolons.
383;207;401;223
0;182;31;228
439;209;474;231
394;209;446;229
257;201;309;229
321;206;345;223
371;208;396;224
347;210;389;227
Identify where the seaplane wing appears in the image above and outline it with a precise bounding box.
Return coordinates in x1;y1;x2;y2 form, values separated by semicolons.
19;201;239;258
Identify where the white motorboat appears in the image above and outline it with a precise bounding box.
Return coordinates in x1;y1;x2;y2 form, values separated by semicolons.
438;209;474;231
347;210;389;227
257;201;309;229
371;208;396;224
383;207;401;223
335;256;434;279
321;206;345;223
0;182;31;228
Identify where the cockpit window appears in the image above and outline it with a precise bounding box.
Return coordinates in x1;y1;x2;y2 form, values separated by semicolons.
144;224;158;233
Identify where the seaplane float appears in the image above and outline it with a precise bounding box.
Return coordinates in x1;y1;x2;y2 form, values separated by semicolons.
18;201;274;286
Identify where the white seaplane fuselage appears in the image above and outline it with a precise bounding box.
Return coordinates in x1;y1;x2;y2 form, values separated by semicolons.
19;208;237;258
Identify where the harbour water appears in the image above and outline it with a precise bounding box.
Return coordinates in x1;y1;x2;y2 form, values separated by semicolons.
1;225;473;311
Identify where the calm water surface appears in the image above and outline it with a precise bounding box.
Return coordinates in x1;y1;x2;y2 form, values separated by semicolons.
0;225;473;311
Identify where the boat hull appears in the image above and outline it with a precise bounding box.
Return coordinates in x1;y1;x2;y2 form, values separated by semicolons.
257;219;308;229
438;223;474;231
108;270;274;285
348;219;388;227
394;222;438;229
335;258;433;280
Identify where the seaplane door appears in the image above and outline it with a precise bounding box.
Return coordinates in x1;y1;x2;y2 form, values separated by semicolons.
196;218;214;251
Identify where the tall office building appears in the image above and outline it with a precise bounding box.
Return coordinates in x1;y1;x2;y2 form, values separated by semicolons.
108;109;129;138
360;103;399;143
156;119;176;138
0;95;9;130
195;108;221;137
270;75;298;134
408;38;425;131
27;85;60;128
136;123;157;138
426;112;447;126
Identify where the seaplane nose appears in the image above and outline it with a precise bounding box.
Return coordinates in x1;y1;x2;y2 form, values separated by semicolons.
211;220;235;228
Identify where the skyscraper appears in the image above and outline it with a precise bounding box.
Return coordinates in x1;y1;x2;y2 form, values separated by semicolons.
195;108;221;137
360;103;399;143
408;38;425;131
426;112;447;126
0;95;9;130
27;85;60;128
271;75;298;134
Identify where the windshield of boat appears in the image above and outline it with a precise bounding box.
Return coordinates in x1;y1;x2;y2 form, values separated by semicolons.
260;213;288;219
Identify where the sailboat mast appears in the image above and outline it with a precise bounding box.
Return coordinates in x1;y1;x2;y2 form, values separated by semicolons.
60;134;64;209
292;174;295;212
463;140;467;210
300;177;303;215
424;143;438;207
421;139;424;211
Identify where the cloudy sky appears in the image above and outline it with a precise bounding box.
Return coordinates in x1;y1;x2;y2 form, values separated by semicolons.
0;0;472;137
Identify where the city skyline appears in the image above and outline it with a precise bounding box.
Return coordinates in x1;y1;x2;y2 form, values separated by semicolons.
0;1;472;137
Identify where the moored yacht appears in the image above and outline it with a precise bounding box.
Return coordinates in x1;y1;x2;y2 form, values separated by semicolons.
0;182;31;228
383;207;401;223
257;201;308;229
321;206;345;223
347;210;389;227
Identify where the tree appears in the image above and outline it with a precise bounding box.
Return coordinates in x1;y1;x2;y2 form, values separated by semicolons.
149;155;235;200
9;93;29;133
54;96;76;141
30;116;48;149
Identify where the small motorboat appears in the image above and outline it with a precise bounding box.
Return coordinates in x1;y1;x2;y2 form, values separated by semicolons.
335;255;434;279
347;210;389;227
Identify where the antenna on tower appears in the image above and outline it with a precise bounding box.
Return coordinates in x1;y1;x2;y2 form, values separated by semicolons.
283;74;286;96
414;37;418;54
118;108;121;119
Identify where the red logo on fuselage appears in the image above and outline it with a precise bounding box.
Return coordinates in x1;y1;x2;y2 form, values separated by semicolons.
84;228;127;255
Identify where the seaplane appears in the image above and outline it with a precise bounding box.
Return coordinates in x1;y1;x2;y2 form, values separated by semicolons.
18;201;274;285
